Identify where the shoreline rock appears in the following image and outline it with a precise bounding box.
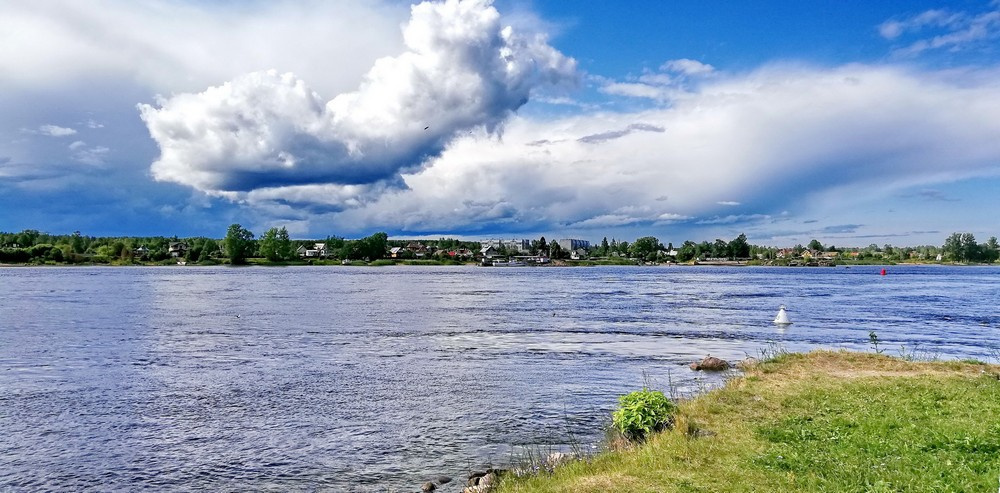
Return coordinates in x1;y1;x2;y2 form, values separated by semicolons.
690;355;730;371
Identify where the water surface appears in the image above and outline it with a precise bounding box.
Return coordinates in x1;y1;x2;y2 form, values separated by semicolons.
1;265;997;491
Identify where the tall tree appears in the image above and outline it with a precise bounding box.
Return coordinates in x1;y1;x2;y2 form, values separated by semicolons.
259;227;281;261
549;241;564;259
276;227;293;260
984;236;1000;263
961;233;979;262
225;224;255;265
203;238;219;258
729;233;750;258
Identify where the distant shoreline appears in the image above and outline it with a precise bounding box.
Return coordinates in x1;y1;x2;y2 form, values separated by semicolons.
1;261;996;268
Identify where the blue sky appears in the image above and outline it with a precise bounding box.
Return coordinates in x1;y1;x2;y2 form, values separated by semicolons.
2;0;999;246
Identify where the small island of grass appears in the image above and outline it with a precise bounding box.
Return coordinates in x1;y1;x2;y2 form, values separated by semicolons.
499;351;1000;492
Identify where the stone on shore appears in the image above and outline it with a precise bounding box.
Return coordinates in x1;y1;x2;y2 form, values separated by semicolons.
690;356;730;371
464;468;504;492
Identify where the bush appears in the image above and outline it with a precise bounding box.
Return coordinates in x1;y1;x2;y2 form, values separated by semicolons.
612;388;676;441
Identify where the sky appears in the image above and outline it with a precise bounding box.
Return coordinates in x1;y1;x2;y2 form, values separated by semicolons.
2;0;1000;246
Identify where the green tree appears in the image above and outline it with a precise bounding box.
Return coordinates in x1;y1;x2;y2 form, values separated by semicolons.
961;233;979;262
729;233;750;258
259;227;281;261
807;239;824;251
71;231;85;254
533;236;548;256
202;239;219;258
943;233;962;261
343;232;388;260
676;241;698;262
225;224;255;265
549;241;564;259
618;240;630;256
712;239;729;258
630;236;662;259
984;237;1000;263
276;227;293;260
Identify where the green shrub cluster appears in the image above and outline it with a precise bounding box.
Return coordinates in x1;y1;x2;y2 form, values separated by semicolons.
612;388;676;441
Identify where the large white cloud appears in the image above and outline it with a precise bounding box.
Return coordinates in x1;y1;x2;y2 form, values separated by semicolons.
304;63;1000;236
0;0;405;96
139;0;577;200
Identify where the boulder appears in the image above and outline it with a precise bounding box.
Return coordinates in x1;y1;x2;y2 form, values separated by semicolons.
421;481;436;492
467;471;487;486
436;476;452;485
479;472;497;487
691;356;730;371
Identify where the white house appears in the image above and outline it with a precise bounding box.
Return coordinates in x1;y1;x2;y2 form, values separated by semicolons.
297;243;329;258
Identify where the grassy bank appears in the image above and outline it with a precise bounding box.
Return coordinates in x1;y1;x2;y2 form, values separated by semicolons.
499;351;1000;492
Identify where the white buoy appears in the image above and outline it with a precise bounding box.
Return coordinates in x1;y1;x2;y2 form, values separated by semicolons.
773;305;792;325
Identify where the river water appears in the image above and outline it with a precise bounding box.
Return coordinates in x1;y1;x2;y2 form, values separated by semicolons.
1;265;998;491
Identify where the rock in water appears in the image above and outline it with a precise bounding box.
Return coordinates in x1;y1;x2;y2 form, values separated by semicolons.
421;481;436;492
691;356;730;371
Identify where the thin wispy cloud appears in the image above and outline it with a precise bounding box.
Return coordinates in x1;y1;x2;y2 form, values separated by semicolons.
696;214;772;226
661;58;715;76
881;3;1000;57
577;123;664;144
599;58;715;102
68;141;110;166
902;188;960;202
822;224;863;234
32;125;78;137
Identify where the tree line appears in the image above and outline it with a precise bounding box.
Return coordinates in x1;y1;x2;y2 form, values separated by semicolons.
1;226;997;265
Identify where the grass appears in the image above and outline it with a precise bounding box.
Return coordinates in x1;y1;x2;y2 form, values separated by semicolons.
498;350;1000;492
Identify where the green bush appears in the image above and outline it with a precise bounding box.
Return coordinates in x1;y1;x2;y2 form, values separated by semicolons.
612;388;676;441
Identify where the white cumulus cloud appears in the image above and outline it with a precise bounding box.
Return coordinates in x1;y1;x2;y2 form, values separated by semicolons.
139;0;576;204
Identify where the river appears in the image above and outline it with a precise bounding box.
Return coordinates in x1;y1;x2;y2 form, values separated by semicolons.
1;265;997;491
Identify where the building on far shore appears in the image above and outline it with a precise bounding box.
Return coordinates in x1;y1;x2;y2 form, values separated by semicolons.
557;238;590;251
480;238;530;253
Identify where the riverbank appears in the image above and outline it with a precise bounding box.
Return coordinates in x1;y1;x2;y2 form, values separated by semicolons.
497;351;1000;492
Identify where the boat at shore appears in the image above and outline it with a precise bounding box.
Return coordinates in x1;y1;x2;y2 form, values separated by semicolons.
491;259;526;267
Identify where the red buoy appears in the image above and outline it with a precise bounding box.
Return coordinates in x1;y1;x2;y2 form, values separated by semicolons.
880;268;887;276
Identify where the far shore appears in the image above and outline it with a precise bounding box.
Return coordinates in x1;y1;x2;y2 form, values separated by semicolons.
1;259;995;268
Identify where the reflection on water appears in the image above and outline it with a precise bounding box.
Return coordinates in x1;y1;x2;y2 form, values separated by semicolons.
1;265;998;491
